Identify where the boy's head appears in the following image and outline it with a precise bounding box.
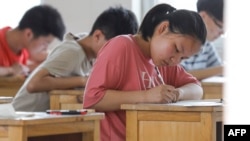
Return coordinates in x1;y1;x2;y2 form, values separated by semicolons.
17;5;66;59
197;0;224;41
197;0;224;23
89;6;138;40
18;4;66;41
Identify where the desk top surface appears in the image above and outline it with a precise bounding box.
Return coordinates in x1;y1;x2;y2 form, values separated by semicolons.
49;89;84;95
201;76;225;85
0;111;104;126
121;99;223;112
0;76;25;82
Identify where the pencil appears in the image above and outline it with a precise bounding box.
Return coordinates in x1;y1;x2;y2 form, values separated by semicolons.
155;66;165;85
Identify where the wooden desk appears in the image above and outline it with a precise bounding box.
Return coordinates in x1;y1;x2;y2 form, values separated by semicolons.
0;111;104;141
201;76;224;99
49;89;84;110
0;76;25;97
121;100;223;141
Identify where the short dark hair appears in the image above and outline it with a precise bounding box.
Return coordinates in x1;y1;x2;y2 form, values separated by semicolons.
139;3;207;45
89;6;138;40
18;5;66;40
197;0;224;22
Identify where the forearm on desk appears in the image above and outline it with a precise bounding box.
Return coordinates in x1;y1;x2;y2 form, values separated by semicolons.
177;83;203;101
88;90;147;111
27;76;87;93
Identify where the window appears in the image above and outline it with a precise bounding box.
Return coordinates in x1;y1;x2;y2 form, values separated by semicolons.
155;0;197;11
0;0;41;28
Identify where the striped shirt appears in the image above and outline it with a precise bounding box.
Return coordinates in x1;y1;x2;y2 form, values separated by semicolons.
181;42;222;70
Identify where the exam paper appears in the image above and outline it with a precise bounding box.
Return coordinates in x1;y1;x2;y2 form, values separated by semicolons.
0;103;34;118
166;99;223;107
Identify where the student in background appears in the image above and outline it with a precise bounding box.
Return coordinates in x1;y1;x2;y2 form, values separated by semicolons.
0;5;66;76
83;3;206;141
181;0;224;80
11;6;138;112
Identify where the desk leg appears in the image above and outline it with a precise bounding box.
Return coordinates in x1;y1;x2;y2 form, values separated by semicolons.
82;120;100;141
201;112;218;141
126;111;138;141
9;126;27;141
93;120;101;141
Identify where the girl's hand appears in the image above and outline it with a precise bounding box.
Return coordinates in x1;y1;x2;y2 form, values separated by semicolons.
145;84;177;103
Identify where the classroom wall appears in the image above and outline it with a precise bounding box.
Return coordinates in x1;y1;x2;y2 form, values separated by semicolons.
41;0;135;34
41;0;146;51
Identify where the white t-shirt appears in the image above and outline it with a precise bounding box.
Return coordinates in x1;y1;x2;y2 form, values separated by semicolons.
12;33;92;112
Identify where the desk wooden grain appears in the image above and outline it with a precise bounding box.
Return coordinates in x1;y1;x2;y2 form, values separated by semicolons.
0;112;104;141
121;101;223;141
0;76;25;97
201;76;224;99
49;89;84;110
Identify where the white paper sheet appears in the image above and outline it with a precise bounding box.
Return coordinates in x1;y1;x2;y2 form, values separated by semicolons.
0;103;34;119
166;99;223;107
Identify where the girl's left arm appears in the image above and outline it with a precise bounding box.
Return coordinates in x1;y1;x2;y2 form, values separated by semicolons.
176;83;203;101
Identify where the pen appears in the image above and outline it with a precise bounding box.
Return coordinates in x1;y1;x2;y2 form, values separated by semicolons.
46;109;95;115
155;66;165;85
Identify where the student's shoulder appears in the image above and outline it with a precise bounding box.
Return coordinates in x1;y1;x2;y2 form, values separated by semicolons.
98;35;135;56
112;34;134;41
47;41;83;59
107;34;136;48
54;39;81;51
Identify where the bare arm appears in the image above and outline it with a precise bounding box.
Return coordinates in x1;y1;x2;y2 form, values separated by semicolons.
0;63;29;76
87;84;199;112
187;65;223;80
177;83;203;101
27;68;88;93
90;90;147;111
0;66;13;76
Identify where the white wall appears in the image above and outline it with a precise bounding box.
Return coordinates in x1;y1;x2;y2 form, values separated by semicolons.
224;1;250;124
41;0;135;34
157;0;196;10
0;0;41;28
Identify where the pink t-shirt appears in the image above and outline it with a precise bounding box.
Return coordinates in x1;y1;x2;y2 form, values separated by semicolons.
84;35;200;141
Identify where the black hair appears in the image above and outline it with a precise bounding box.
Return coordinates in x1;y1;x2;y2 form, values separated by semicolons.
18;4;66;40
139;3;207;45
89;6;138;40
197;0;224;22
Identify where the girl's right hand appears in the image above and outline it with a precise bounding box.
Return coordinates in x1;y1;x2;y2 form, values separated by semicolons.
145;84;177;104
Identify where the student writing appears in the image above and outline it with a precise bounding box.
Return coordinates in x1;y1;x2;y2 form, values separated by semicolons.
83;3;207;141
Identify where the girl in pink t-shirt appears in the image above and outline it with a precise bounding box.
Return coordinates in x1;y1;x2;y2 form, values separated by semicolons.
84;3;207;141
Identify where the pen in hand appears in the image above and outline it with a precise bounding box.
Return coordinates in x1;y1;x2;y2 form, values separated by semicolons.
155;66;179;103
155;66;165;85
